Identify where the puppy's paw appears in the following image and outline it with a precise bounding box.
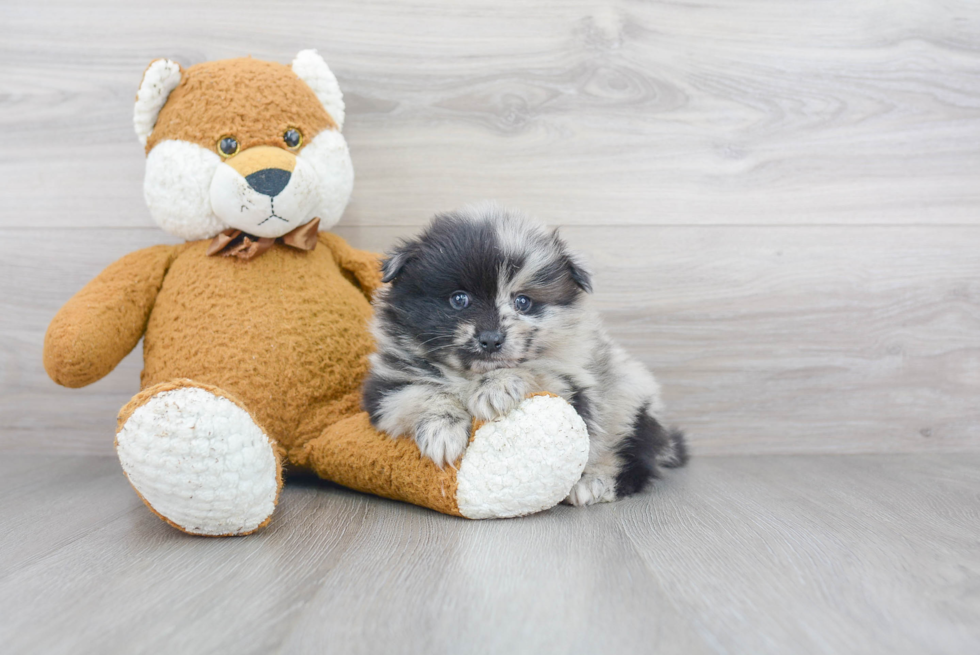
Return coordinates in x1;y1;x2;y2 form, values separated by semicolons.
414;415;472;468
467;370;529;421
563;474;618;507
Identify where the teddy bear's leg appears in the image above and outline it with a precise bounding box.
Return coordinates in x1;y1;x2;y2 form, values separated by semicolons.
296;394;590;519
115;379;283;536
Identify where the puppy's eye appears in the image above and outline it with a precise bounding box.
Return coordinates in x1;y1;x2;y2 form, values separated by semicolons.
449;291;470;310
514;295;532;313
283;128;302;149
217;136;239;157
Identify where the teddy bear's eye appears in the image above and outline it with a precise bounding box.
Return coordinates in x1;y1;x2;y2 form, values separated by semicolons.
218;136;239;157
283;129;302;149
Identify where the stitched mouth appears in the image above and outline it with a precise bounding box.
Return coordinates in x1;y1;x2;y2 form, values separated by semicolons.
256;197;290;226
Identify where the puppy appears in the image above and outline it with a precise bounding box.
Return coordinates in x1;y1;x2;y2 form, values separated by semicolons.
363;203;687;506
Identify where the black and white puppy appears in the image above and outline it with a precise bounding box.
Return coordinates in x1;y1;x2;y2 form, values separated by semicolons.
363;204;687;505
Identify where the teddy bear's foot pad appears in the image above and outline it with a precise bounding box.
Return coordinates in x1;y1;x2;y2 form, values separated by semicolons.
456;394;591;519
116;386;280;536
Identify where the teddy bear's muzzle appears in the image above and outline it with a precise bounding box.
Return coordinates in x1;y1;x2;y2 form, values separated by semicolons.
209;145;319;239
228;146;295;197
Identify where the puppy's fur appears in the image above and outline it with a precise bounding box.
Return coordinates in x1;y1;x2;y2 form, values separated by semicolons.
364;204;687;505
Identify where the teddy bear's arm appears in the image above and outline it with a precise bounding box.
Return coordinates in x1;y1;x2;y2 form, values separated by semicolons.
43;245;179;388
318;232;384;301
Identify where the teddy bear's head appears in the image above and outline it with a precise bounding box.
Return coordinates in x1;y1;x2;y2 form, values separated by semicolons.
134;50;353;241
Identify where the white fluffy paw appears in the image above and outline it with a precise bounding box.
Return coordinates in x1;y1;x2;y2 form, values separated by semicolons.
414;415;472;468
564;474;618;506
467;370;529;421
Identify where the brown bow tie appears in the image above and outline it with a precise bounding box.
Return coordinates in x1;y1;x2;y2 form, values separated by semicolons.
206;218;320;260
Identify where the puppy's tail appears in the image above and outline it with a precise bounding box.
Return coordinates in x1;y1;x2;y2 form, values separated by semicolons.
656;427;689;468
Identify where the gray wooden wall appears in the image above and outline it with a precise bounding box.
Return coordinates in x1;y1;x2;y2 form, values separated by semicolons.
2;0;979;457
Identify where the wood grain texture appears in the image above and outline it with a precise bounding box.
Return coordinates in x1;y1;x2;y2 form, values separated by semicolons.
0;453;977;654
1;0;979;228
4;225;978;456
2;1;980;455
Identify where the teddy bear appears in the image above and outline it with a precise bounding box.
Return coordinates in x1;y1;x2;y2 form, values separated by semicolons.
42;51;589;536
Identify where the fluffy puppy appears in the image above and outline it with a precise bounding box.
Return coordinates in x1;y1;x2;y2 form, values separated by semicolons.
363;204;687;506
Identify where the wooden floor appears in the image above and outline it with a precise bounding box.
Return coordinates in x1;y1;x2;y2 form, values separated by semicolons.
1;452;977;654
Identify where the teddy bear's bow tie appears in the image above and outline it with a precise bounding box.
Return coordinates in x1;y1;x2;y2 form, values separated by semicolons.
206;218;321;260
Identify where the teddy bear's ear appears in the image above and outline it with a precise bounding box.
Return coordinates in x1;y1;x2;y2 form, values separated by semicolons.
292;49;346;130
133;59;183;146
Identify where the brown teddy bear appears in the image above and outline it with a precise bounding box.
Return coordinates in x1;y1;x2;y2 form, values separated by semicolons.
43;51;589;536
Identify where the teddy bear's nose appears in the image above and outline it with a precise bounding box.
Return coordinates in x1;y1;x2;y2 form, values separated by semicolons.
245;168;291;198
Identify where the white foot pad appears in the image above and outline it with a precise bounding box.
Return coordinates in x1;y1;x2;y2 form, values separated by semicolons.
456;395;590;519
116;387;279;536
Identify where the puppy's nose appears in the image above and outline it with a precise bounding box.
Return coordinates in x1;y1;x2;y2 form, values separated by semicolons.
478;330;505;353
246;168;291;198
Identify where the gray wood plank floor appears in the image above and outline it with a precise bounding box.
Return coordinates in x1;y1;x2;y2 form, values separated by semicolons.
1;452;977;655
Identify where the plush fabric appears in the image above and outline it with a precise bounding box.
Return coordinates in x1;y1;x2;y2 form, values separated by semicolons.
299;412;466;517
134;58;182;147
455;394;590;519
139;234;379;458
45;230;589;527
297;393;591;519
139;54;354;239
145;57;335;155
43;244;179;388
208;216;321;259
116;380;283;536
287;128;355;231
144;139;224;240
291;49;346;130
43;51;589;534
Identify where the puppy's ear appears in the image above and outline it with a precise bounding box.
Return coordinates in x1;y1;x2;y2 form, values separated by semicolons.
552;228;593;293
567;252;593;293
381;240;419;283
